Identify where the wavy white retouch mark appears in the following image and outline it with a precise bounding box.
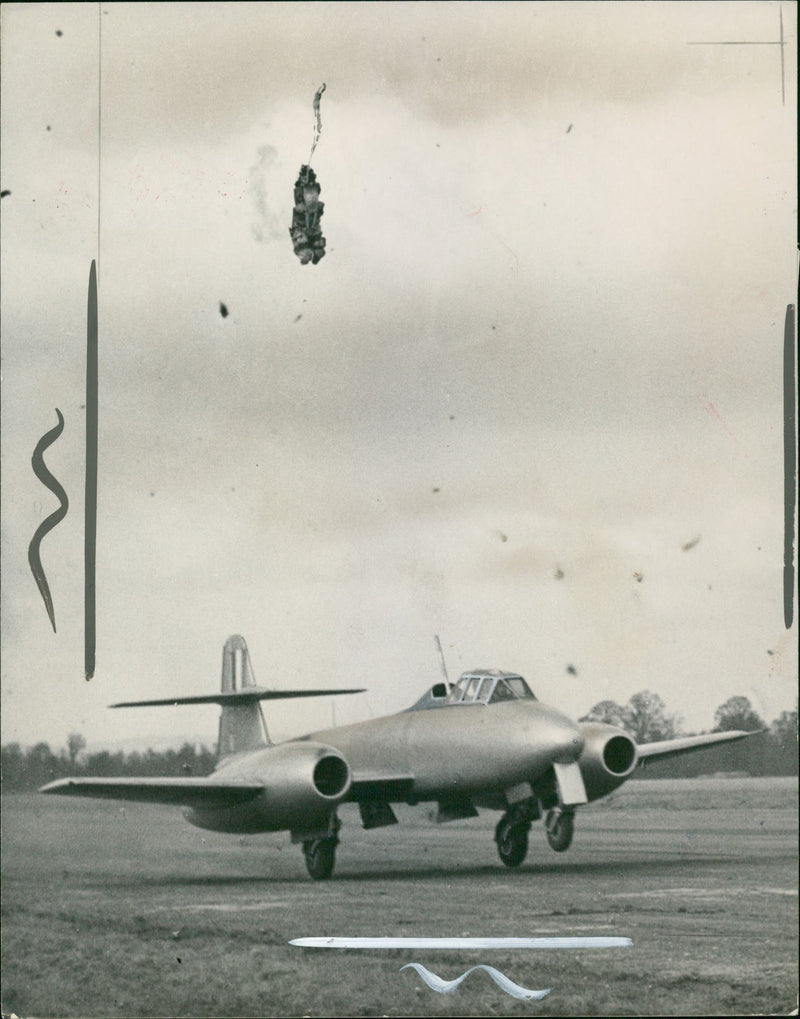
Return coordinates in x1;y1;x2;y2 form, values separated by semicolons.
401;962;551;1000
290;936;632;950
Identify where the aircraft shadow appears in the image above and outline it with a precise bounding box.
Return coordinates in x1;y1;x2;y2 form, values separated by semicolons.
95;851;785;889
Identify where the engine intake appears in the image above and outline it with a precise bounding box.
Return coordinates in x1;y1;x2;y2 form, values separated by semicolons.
577;723;638;802
313;754;350;798
184;741;352;834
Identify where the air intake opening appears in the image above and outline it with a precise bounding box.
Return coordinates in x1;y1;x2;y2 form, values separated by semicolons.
313;755;350;797
603;735;636;774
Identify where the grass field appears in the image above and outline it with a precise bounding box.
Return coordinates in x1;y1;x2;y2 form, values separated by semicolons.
2;777;797;1017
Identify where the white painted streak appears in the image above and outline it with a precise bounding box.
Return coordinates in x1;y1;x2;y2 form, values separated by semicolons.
289;936;633;949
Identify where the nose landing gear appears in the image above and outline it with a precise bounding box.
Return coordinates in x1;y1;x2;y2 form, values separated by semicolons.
545;807;575;852
494;801;577;866
494;801;539;868
495;817;530;867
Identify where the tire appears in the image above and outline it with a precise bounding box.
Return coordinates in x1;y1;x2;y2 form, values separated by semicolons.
495;819;529;868
545;809;574;852
303;838;336;880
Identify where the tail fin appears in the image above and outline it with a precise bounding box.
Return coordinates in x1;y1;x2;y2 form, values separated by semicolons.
109;635;366;763
217;635;270;760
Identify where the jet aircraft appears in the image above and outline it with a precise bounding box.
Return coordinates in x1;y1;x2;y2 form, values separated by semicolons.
41;635;757;879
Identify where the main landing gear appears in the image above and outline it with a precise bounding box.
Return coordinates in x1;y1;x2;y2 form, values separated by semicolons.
303;837;337;880
302;816;341;880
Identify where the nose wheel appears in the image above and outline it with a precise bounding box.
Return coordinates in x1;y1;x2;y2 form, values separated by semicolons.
495;815;531;868
545;808;574;852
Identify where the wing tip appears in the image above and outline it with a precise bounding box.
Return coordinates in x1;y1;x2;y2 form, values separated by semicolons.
39;778;70;794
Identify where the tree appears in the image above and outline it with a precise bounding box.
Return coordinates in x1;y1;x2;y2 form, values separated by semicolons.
579;700;629;729
67;731;86;767
624;690;678;743
771;707;798;748
713;696;765;733
767;706;799;776
25;742;60;788
1;743;26;789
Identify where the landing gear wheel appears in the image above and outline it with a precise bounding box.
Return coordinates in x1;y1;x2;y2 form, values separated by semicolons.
545;809;574;852
303;837;336;880
495;817;529;868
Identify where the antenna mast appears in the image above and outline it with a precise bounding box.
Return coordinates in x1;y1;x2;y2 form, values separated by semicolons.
434;635;451;695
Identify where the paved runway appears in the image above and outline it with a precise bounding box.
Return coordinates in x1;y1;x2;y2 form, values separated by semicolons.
2;778;797;1016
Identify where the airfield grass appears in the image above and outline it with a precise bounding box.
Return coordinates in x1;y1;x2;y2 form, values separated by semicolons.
2;777;797;1017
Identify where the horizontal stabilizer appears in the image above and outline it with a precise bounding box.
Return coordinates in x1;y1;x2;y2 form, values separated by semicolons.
637;729;762;764
39;776;263;807
111;687;365;708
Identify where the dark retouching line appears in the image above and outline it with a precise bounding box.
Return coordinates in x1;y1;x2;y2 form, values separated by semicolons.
28;410;69;632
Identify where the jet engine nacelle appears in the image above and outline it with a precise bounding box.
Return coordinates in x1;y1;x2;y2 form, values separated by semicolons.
183;741;352;834
576;722;638;802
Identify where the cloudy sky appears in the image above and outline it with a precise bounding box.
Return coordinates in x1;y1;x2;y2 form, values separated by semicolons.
1;1;796;753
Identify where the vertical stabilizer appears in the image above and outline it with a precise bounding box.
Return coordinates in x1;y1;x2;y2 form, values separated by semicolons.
217;635;270;760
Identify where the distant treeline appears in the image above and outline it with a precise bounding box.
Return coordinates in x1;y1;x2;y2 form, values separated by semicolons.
1;741;216;792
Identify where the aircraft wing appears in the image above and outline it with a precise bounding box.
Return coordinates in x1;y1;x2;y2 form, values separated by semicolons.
637;729;762;764
39;777;263;808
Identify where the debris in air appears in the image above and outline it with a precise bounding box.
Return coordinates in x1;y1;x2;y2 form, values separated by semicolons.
682;534;701;551
290;84;327;266
219;302;229;318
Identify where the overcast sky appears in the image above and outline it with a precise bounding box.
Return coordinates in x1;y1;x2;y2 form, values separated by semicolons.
1;1;796;753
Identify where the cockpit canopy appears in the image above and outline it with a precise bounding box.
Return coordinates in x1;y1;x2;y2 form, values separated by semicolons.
405;669;536;711
446;670;536;704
